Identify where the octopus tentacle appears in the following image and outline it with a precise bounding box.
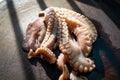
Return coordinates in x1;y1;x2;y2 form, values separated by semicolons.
59;65;69;80
49;7;97;57
28;48;56;64
24;7;98;80
28;8;56;64
40;9;55;47
65;17;93;57
57;54;69;80
56;13;71;55
68;38;95;72
56;12;71;80
56;12;95;72
73;25;92;57
51;7;97;43
74;14;97;43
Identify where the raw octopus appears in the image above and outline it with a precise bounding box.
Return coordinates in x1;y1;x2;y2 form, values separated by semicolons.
23;7;97;80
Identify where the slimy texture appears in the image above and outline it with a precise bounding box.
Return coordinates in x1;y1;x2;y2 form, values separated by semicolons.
23;7;97;80
23;17;46;51
28;8;57;64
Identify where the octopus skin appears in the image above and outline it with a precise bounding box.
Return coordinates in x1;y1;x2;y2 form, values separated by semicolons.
52;7;97;79
28;8;57;64
54;12;94;80
51;7;97;57
23;7;98;80
23;17;46;51
51;7;96;69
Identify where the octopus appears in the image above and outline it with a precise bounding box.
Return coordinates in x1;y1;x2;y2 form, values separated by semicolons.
23;7;97;80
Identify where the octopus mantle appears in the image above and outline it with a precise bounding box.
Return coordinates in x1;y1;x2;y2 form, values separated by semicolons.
23;7;97;80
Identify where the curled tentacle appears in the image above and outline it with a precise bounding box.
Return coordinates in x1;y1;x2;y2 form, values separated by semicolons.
73;25;92;57
69;38;95;72
28;8;57;64
28;47;56;64
51;7;97;57
24;7;98;80
52;7;97;43
56;12;95;72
